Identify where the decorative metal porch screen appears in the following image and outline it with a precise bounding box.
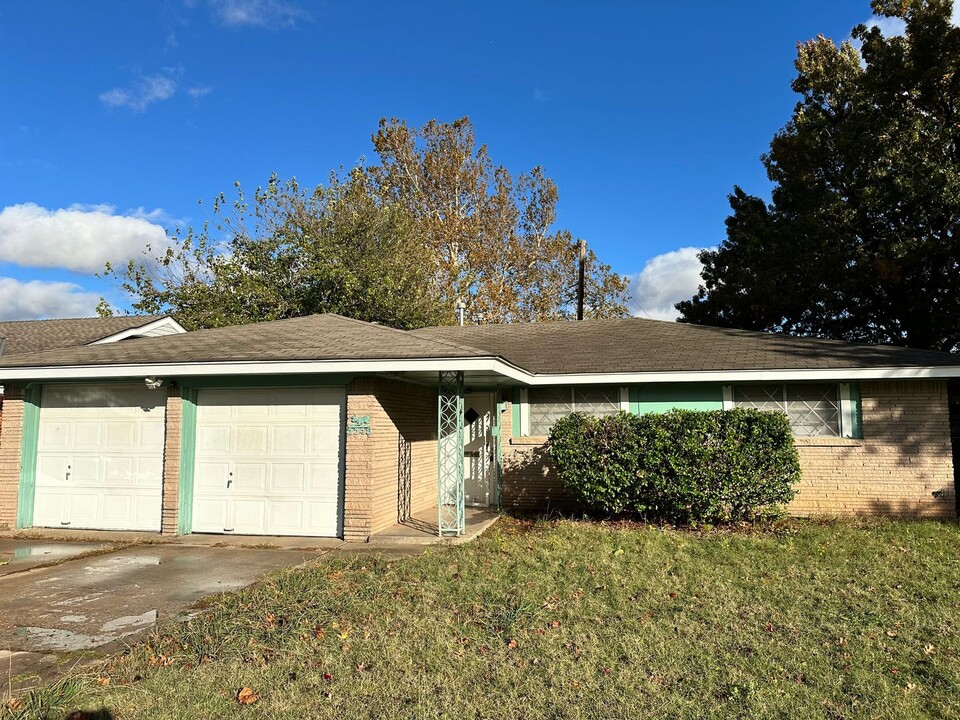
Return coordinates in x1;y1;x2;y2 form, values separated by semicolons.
527;386;621;436
732;383;841;437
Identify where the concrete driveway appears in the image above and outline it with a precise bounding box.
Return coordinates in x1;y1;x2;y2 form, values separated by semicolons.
0;540;330;695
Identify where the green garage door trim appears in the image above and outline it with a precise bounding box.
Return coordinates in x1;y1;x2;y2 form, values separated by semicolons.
630;383;724;415
177;387;198;535
16;385;42;529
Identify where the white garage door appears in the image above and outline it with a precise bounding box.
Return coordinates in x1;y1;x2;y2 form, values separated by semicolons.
191;387;344;537
34;383;166;531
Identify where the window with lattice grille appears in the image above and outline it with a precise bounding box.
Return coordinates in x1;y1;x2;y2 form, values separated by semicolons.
732;383;842;437
527;386;621;436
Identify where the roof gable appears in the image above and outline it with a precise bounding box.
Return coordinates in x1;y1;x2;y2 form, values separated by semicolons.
0;314;490;369
0;315;177;356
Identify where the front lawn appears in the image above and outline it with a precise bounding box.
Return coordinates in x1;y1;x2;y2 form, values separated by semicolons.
8;517;960;719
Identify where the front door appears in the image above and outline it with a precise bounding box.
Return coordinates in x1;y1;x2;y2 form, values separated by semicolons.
463;393;495;507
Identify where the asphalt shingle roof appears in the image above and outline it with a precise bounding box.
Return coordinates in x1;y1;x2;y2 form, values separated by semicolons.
411;318;960;373
0;314;956;375
0;314;490;369
0;316;169;356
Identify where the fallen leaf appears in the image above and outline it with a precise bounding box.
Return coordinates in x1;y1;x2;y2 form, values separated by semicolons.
314;627;325;640
886;630;898;638
507;639;519;649
924;644;936;655
96;676;111;686
237;687;259;705
548;620;561;629
323;672;333;681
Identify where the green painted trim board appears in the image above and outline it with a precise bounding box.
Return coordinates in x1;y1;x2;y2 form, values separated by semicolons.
16;385;42;529
177;387;198;535
630;383;724;415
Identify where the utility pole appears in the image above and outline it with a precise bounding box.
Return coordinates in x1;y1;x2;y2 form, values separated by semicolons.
576;239;586;321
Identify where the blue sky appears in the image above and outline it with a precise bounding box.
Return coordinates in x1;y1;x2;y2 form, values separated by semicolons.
0;0;934;321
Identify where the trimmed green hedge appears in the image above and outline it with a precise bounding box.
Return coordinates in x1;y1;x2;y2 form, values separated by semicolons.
548;409;800;524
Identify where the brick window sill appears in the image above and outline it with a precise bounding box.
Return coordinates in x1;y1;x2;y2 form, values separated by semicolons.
794;437;863;448
509;436;550;445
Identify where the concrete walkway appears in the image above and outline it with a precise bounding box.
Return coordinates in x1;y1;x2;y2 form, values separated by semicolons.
370;507;500;545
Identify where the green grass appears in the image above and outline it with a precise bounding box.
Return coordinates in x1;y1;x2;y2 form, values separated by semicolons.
9;517;960;719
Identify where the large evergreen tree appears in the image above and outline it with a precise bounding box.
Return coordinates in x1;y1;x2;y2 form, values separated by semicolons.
678;0;960;352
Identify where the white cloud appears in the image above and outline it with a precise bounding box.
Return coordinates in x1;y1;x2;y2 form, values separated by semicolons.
864;15;907;36
209;0;308;28
186;86;212;99
0;278;101;321
861;2;958;37
99;74;177;113
0;203;169;273
627;247;706;322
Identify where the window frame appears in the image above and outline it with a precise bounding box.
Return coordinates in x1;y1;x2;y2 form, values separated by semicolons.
517;385;629;437
724;382;861;439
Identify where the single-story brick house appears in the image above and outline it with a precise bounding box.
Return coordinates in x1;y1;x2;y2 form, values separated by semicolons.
0;313;956;541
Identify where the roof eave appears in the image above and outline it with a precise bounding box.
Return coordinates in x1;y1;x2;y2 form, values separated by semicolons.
2;357;960;385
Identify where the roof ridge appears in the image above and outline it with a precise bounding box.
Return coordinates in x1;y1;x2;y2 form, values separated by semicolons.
328;314;494;357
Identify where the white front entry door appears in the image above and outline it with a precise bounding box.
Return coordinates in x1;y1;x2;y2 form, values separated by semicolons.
191;387;344;537
463;393;495;507
34;383;166;531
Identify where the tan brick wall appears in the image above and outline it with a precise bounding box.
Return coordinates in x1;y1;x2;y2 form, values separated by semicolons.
161;385;182;535
499;381;957;519
343;377;438;541
500;400;575;512
790;380;956;518
0;386;25;530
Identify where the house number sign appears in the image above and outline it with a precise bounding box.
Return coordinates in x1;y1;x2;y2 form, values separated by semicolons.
347;415;372;436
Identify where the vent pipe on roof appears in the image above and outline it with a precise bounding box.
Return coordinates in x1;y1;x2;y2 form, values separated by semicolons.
455;300;466;327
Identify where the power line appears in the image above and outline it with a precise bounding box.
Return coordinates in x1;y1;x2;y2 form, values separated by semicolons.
628;294;656;321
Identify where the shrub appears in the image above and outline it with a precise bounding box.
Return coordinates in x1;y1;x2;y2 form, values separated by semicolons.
548;409;800;524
